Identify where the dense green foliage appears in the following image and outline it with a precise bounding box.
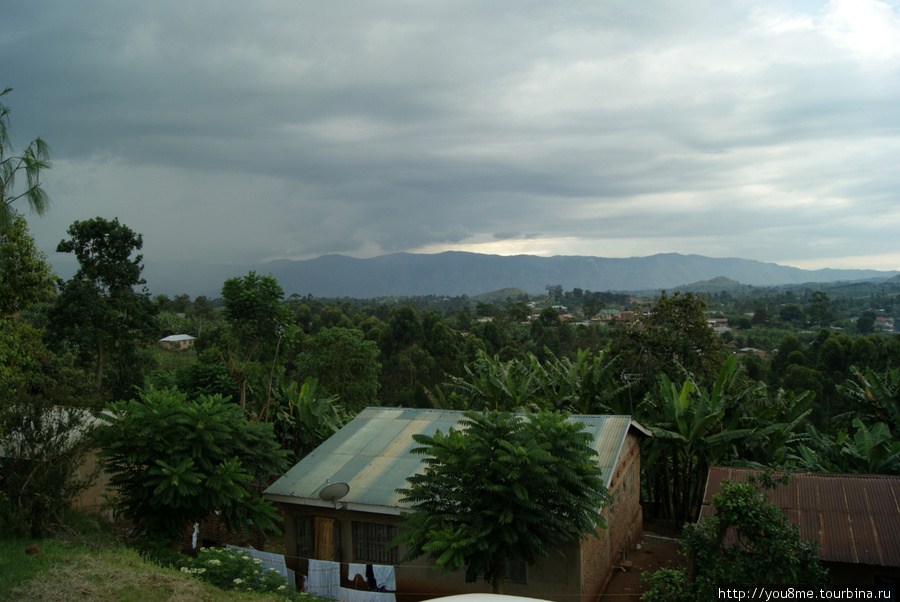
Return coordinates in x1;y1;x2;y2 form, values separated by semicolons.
48;217;156;395
394;410;612;594
218;271;296;411
296;327;380;412
0;211;54;317
96;388;290;544
0;320;99;537
643;477;827;601
273;377;349;461
611;291;727;399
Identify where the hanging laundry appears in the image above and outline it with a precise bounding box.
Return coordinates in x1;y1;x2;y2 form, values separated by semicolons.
372;564;396;591
306;559;340;599
348;563;367;581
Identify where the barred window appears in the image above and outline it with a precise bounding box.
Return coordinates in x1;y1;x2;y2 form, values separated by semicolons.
478;557;527;585
296;516;314;560
352;521;399;565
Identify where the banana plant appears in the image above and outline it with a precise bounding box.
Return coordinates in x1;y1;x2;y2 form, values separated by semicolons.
840;366;900;440
446;349;546;412
798;419;900;474
539;348;634;416
274;377;348;461
643;355;756;521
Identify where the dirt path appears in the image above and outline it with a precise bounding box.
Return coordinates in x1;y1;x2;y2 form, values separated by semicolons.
598;521;686;601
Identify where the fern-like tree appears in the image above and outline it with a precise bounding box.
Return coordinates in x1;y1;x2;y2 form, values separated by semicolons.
96;387;290;545
393;410;612;594
1;88;51;233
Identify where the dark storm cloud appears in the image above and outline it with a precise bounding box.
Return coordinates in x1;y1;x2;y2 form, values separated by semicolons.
2;0;899;274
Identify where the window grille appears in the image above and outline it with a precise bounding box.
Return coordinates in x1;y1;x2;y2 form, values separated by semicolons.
478;557;527;584
352;521;399;565
296;516;314;560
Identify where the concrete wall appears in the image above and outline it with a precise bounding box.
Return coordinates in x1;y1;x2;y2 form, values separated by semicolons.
71;449;111;514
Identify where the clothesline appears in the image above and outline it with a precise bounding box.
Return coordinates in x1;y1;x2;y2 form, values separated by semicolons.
278;550;448;569
307;559;397;601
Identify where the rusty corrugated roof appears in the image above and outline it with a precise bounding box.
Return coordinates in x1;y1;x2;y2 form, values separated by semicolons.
265;407;647;514
700;467;900;568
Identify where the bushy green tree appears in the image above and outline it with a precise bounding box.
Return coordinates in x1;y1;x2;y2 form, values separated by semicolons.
393;410;612;594
0;321;99;537
296;327;380;412
96;387;290;544
0;211;54;317
643;477;826;602
611;292;725;399
446;349;545;412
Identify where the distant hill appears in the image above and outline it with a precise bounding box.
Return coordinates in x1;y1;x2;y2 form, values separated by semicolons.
675;276;750;294
142;252;900;298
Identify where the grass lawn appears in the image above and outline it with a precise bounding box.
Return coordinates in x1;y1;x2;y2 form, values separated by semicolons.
0;534;309;601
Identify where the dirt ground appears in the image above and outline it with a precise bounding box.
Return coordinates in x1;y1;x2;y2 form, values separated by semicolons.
598;520;687;601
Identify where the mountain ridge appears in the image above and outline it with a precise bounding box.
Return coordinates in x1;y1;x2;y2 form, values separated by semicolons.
144;251;899;298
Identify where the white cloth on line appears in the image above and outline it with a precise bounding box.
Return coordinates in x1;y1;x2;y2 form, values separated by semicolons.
348;563;368;581
306;559;340;599
372;564;396;591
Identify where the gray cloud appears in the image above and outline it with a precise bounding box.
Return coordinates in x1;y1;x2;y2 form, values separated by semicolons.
3;0;899;282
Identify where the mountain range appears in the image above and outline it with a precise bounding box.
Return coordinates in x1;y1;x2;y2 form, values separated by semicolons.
146;252;900;299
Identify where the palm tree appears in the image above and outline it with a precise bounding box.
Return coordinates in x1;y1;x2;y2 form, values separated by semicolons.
1;88;51;233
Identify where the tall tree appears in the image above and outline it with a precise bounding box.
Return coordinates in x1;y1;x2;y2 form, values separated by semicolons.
0;88;51;233
611;291;726;399
48;217;155;393
393;410;612;594
217;271;294;411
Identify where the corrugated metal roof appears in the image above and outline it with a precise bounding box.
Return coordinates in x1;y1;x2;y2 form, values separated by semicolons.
700;467;900;568
265;407;645;513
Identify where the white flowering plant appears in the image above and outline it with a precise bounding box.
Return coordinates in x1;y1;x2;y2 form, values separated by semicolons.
178;546;289;595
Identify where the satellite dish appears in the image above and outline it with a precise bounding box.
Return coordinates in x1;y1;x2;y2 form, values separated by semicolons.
318;482;350;502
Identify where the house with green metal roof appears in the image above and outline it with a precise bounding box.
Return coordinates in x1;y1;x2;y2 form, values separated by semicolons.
264;407;649;602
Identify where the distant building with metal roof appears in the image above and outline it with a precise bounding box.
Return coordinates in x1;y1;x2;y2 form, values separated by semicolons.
265;407;649;601
158;334;196;350
701;467;900;585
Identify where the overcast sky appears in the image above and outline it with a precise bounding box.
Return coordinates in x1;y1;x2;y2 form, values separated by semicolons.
4;0;900;279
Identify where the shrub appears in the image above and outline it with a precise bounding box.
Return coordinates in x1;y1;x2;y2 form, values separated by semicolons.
178;546;289;595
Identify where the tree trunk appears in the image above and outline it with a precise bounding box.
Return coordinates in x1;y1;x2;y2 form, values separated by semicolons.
491;559;506;594
95;342;105;391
